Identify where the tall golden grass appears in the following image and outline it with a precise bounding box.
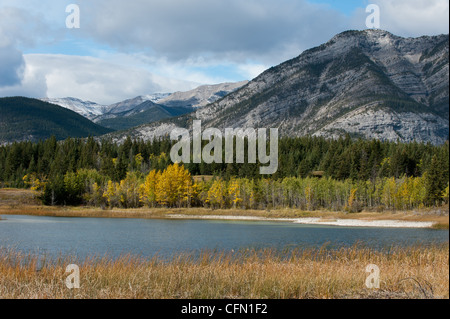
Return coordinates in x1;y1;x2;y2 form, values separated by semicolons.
0;244;448;299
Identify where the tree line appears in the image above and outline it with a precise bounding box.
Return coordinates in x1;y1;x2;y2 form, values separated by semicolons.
22;163;450;211
1;135;448;210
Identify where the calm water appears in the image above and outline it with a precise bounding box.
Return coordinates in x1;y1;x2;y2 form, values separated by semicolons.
0;215;448;260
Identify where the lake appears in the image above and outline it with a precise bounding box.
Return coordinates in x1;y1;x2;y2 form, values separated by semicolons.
0;215;448;260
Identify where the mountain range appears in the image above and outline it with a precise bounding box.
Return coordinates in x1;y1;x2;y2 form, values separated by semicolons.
41;81;248;131
106;30;449;145
0;82;249;144
1;30;449;145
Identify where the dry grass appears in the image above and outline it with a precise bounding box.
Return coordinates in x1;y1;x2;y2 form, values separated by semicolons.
0;188;41;207
0;244;448;299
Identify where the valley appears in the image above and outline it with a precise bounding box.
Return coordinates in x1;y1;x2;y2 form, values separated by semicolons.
0;28;448;302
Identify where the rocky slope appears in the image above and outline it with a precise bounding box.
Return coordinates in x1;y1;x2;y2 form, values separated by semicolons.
107;30;449;145
157;81;249;109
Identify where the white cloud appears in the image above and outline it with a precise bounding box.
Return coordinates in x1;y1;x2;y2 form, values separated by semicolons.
81;0;349;66
94;51;266;85
0;5;61;97
237;64;267;80
23;54;198;104
1;0;448;104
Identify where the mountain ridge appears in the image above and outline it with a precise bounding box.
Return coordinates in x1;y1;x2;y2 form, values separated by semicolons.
40;97;109;121
40;81;248;131
0;97;113;144
105;30;449;145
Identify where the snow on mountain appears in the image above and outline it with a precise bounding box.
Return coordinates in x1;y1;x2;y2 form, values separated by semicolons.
144;93;172;104
40;97;107;121
41;95;171;123
40;81;247;124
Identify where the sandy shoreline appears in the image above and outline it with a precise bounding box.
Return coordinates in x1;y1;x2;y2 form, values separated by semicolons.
167;214;437;228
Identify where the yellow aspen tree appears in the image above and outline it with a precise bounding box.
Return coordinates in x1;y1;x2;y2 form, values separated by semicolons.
417;174;427;208
196;180;210;207
409;177;420;208
397;177;409;210
382;177;397;210
119;179;127;207
163;163;177;206
181;167;194;208
346;188;358;213
155;163;192;207
140;170;158;207
121;172;141;208
373;178;384;208
207;179;227;209
23;173;46;191
248;179;256;209
103;180;119;208
155;170;167;206
405;176;416;209
228;178;242;208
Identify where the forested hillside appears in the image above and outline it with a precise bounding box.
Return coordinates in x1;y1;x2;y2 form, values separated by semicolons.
0;97;113;144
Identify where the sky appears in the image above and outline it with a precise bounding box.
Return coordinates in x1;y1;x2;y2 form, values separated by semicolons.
0;0;448;105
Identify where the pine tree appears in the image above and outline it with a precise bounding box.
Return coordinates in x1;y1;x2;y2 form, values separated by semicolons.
425;155;447;205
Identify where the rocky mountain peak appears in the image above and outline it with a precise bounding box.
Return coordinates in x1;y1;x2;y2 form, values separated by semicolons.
105;30;449;145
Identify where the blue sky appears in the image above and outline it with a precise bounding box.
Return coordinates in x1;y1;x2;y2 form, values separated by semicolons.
1;0;448;104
